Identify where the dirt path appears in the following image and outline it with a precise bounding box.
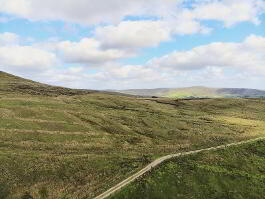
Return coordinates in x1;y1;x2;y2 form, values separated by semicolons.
94;137;265;199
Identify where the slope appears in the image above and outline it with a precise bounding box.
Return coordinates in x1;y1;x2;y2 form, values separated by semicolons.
0;71;265;199
110;139;265;199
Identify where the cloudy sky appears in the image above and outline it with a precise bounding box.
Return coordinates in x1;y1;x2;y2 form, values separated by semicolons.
1;0;265;90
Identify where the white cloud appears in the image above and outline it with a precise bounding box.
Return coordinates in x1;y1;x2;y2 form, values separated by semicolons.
56;38;134;64
95;20;172;49
0;0;30;17
0;32;20;45
1;0;264;28
0;45;57;71
1;0;265;54
244;34;265;49
149;35;265;73
23;61;265;90
1;0;264;54
0;0;181;25
1;33;265;90
95;19;210;50
188;0;265;27
73;64;168;89
170;18;212;35
102;65;164;82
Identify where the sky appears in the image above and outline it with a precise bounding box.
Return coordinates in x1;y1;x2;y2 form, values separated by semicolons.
0;0;265;90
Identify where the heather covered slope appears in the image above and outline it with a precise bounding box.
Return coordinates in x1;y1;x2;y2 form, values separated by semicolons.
0;71;99;96
111;139;265;199
119;86;265;98
0;72;265;199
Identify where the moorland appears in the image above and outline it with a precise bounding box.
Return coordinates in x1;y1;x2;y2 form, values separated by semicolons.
1;71;265;199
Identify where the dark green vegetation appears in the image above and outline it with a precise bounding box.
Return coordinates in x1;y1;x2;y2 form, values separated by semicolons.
110;139;265;199
119;86;265;98
0;71;265;198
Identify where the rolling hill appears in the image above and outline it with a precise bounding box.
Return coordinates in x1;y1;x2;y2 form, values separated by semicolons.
118;86;265;98
1;71;265;199
110;139;265;199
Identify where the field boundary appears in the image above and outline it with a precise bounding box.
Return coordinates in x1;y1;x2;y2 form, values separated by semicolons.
94;137;265;199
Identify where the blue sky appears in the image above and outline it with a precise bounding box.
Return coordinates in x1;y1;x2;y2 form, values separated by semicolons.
1;0;265;90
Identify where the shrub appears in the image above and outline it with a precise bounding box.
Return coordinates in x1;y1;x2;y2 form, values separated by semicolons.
0;183;10;199
38;187;49;199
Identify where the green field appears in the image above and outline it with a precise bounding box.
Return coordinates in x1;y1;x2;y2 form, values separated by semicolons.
110;139;265;199
1;71;265;199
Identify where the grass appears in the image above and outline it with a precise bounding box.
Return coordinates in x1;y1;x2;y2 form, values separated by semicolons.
110;139;265;199
164;87;221;98
0;71;265;198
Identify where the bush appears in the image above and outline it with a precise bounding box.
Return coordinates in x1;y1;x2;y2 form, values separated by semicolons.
39;187;49;199
0;183;10;199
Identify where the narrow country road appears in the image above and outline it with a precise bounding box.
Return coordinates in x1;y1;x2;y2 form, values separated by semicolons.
94;137;265;199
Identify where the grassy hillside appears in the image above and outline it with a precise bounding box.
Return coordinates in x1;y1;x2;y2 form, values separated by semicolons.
119;86;265;98
110;139;265;199
0;71;100;96
1;71;265;199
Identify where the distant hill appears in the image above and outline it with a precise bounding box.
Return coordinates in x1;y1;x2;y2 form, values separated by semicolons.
118;86;265;98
